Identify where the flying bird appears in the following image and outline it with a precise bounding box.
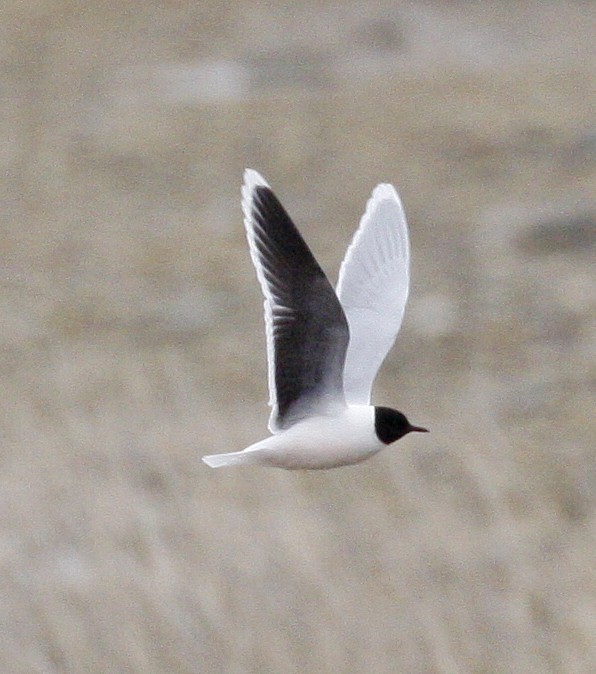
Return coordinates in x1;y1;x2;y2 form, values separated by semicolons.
202;170;427;470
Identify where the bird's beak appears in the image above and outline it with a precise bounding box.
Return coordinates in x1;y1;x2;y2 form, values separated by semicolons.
409;424;429;433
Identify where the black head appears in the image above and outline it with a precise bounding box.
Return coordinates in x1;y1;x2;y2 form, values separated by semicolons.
374;406;429;445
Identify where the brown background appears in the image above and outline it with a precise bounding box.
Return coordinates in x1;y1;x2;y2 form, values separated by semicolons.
2;1;595;672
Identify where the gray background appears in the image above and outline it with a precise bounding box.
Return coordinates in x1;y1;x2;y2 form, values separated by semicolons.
2;1;595;672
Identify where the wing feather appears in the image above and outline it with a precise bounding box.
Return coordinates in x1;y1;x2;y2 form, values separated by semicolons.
336;184;410;405
242;170;349;431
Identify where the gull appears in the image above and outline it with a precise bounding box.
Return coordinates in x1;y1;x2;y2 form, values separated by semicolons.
202;170;427;470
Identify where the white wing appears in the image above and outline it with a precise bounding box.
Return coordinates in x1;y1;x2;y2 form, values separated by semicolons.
336;184;410;405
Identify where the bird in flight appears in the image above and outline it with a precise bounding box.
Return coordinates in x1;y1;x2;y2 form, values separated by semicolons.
202;170;427;470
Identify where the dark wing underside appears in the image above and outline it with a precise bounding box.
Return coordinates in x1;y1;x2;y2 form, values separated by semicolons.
242;171;349;431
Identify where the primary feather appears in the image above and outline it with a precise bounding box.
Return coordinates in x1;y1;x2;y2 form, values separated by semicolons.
242;170;349;432
337;183;410;404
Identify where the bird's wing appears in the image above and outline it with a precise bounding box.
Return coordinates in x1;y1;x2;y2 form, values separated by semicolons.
336;183;410;405
242;169;349;432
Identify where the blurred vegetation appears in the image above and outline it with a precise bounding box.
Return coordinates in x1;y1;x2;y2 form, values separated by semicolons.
1;1;595;672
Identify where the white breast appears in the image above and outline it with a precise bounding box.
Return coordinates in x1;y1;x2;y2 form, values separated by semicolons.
251;405;384;469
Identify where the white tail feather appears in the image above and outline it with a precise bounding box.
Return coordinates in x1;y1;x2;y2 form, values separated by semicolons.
202;450;258;468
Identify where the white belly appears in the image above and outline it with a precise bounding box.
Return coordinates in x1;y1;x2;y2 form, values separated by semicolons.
250;405;384;470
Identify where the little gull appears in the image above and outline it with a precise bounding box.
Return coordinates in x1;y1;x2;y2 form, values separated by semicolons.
202;170;427;469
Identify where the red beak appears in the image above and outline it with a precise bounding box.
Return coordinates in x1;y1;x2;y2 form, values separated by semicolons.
409;425;429;433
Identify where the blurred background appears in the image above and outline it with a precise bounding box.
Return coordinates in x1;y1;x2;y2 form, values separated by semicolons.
1;1;595;672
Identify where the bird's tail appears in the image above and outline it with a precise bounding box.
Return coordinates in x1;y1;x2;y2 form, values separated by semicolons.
202;449;259;468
